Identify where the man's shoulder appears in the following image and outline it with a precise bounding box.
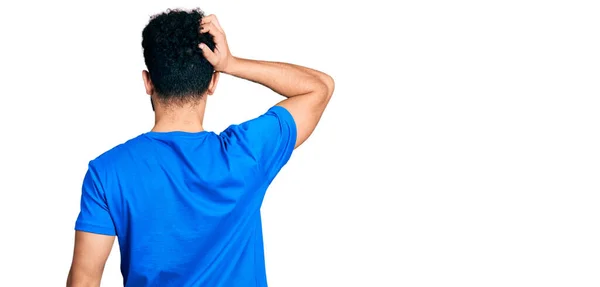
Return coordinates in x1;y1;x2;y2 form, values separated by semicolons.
89;134;150;170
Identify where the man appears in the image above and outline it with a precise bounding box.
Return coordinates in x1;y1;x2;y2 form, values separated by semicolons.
66;9;334;287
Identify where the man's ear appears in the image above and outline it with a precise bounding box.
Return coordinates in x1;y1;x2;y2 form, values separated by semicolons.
142;70;154;96
207;71;220;96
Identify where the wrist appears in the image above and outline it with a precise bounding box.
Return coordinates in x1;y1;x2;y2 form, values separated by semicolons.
222;56;241;75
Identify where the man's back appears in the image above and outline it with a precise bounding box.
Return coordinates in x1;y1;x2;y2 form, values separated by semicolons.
76;106;296;286
67;10;333;287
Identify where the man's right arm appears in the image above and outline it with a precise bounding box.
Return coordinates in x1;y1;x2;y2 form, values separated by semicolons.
199;15;334;149
224;58;334;148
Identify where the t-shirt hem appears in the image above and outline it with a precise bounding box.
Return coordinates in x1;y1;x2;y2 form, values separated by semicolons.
75;221;116;236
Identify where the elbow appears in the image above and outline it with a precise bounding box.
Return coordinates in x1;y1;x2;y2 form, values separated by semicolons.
315;74;334;100
306;72;334;102
322;74;335;98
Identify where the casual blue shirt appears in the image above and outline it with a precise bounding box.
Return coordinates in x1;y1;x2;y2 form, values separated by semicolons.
75;106;296;287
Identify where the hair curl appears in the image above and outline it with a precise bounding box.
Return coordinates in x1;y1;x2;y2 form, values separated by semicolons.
142;8;215;105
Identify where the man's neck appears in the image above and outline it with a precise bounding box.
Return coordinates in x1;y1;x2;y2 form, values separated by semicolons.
151;101;206;133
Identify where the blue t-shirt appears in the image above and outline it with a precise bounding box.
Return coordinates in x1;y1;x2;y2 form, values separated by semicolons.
75;106;296;287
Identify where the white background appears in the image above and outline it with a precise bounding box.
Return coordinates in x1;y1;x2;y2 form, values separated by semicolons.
0;0;599;286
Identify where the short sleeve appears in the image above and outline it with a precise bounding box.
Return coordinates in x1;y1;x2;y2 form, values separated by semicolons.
74;163;116;236
220;106;297;180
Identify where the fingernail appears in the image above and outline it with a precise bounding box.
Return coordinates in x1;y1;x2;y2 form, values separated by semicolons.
198;43;205;49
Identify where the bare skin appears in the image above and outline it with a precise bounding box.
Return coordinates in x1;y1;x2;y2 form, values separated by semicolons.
67;14;333;286
66;232;114;287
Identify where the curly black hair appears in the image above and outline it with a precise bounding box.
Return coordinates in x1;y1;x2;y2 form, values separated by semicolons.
142;8;215;105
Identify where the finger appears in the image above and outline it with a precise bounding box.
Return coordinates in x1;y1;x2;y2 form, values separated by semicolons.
200;22;224;41
198;43;218;63
200;14;214;24
200;22;222;40
201;14;224;33
209;17;224;33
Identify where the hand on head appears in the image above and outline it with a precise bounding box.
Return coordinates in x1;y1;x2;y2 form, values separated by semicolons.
199;15;234;73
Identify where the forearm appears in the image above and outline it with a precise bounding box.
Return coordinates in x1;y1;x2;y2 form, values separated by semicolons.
224;57;331;98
